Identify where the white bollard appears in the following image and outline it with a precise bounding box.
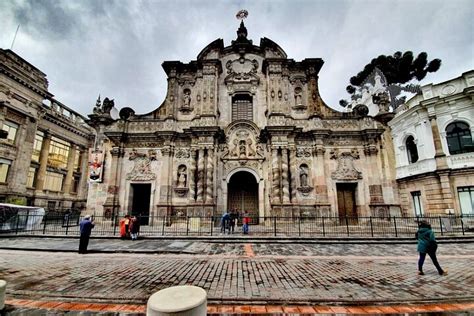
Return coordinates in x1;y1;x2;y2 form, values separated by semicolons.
0;279;6;310
146;285;207;316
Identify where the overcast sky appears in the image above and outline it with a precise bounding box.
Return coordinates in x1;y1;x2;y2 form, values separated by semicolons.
1;0;473;116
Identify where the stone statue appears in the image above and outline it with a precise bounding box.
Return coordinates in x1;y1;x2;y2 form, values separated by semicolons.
295;87;303;106
177;166;187;188
102;97;114;114
239;140;247;158
299;165;309;187
182;90;191;108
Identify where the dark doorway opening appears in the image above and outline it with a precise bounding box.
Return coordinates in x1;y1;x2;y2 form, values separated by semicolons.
228;171;258;224
336;183;357;223
130;183;151;225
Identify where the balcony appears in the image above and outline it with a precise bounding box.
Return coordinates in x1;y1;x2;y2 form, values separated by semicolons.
448;152;474;169
396;158;437;179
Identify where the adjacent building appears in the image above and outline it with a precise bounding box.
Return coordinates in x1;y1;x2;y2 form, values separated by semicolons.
389;71;474;216
0;49;93;210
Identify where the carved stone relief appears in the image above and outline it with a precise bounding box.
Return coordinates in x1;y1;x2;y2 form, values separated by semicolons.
175;148;191;159
330;149;362;181
224;57;260;94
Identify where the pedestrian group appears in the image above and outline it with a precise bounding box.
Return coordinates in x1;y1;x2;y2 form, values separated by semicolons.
220;209;251;235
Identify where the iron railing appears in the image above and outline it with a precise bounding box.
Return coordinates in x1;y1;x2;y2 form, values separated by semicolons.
1;213;473;238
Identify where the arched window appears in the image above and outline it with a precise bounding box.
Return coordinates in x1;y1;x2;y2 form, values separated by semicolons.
446;122;474;154
406;135;418;163
232;94;253;121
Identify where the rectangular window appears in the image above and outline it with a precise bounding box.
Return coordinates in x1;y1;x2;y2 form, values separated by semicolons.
48;136;70;169
27;167;36;188
458;187;474;215
411;191;423;216
31;131;44;162
73;149;81;172
44;171;64;191
2;121;19;145
0;158;12;183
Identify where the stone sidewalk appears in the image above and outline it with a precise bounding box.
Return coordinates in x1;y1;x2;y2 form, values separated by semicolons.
0;237;473;314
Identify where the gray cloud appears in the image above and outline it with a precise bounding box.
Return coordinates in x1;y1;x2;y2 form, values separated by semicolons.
0;0;473;116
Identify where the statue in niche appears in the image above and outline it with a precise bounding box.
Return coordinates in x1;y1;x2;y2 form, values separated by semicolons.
299;164;309;187
182;89;191;108
294;87;303;106
239;140;247;158
177;165;187;188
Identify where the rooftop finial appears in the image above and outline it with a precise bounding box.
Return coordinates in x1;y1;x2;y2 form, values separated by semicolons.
235;10;249;40
236;9;248;21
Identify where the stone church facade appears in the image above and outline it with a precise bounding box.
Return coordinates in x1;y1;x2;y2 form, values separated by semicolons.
87;22;400;220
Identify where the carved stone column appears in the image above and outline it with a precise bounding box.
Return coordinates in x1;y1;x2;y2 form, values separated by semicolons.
205;147;214;203
271;148;280;204
62;145;77;194
196;148;205;202
281;148;290;203
289;146;297;202
103;146;124;214
188;149;197;203
35;131;51;191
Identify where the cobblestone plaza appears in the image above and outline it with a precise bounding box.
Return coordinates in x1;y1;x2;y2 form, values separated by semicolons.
0;238;473;314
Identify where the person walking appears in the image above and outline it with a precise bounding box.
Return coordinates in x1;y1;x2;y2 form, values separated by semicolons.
130;216;140;240
78;215;95;254
220;210;230;234
416;220;447;275
242;211;250;235
229;209;237;234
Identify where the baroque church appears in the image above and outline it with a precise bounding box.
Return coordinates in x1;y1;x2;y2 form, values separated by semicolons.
86;21;400;221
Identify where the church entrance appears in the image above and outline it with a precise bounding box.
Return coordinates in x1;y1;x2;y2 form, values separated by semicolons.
228;171;258;223
130;183;151;225
336;183;357;223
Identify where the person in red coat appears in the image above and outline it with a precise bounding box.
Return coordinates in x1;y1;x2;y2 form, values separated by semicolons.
242;211;250;235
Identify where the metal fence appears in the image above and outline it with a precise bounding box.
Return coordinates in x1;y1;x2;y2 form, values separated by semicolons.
1;213;474;238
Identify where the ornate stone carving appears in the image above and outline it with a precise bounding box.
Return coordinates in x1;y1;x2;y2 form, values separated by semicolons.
226;122;260;160
331;151;362;181
175;148;191;159
224;57;260;93
296;148;312;157
126;156;156;181
297;186;313;196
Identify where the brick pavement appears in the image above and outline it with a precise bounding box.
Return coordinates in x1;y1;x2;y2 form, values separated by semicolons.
0;238;473;314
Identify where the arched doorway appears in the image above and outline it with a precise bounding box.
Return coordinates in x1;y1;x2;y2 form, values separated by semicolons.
227;171;258;223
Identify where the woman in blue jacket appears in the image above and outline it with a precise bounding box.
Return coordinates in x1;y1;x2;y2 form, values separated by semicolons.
416;220;447;275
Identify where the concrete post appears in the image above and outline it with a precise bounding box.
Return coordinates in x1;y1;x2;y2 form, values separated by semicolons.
147;285;207;316
0;279;6;310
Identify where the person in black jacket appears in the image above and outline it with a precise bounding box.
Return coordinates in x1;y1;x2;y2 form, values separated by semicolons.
78;215;95;254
